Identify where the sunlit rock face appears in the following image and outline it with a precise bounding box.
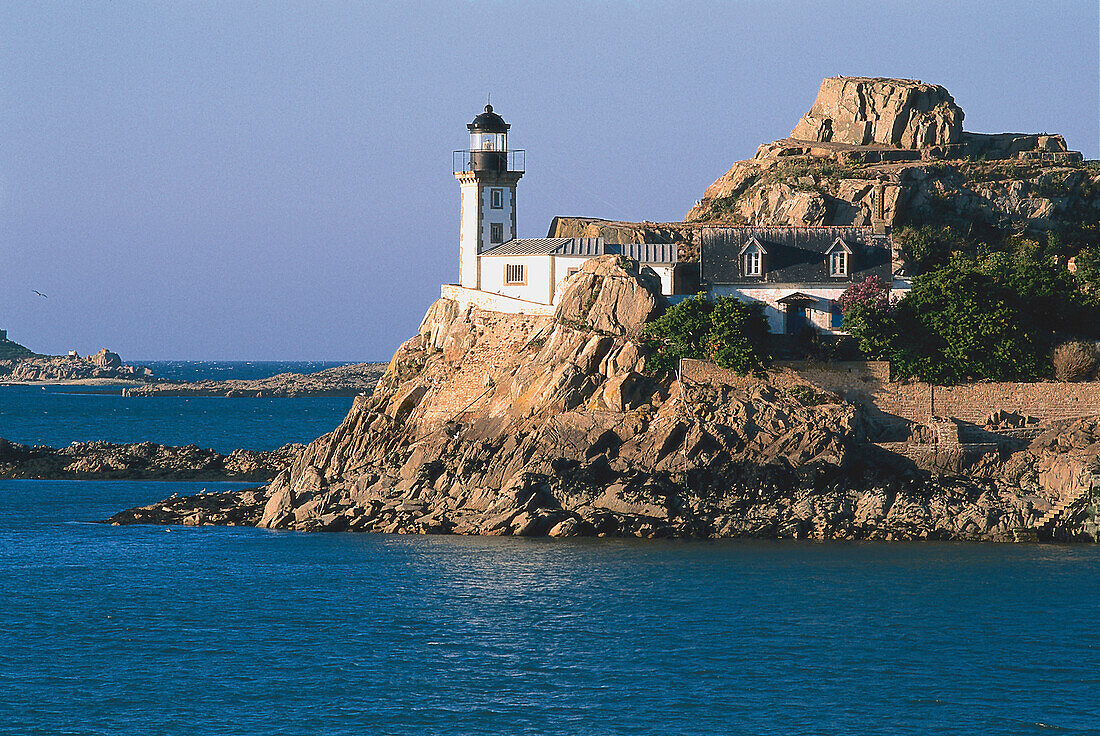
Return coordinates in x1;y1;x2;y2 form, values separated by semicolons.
790;76;964;149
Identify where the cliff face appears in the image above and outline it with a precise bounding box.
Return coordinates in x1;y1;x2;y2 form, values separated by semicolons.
248;256;867;538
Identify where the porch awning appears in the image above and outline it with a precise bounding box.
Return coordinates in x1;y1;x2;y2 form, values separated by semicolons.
777;292;819;305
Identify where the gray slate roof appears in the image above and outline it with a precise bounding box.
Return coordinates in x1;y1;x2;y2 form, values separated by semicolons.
481;237;677;263
701;226;891;285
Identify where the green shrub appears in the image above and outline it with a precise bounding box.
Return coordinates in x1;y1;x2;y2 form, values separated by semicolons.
642;294;771;377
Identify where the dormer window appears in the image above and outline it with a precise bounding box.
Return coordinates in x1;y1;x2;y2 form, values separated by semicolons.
826;238;853;277
739;237;767;278
746;251;762;276
830;251;848;276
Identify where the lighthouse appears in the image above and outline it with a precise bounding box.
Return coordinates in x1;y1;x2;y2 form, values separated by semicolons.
454;104;524;290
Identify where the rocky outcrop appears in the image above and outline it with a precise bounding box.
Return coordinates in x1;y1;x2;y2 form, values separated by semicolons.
553;255;663;335
790;77;963;149
0;438;301;481
552;79;1095;258
683;77;1096;235
108;488;269;527
90;348;122;369
0;352;153;383
109;254;1099;540
123;362;387;397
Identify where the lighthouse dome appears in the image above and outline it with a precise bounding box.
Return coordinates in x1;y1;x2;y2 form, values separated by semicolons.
467;104;510;133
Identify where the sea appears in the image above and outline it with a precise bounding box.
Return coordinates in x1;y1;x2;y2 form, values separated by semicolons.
1;362;1098;735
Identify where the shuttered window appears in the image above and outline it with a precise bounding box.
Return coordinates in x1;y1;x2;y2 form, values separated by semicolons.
505;264;526;284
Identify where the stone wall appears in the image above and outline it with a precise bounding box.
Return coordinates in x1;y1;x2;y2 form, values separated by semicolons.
684;358;1100;431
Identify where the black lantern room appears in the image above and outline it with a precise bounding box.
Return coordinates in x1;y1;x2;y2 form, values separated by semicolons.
467;104;509;173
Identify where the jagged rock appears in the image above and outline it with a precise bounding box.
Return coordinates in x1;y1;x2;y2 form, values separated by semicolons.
90;348;122;369
790;76;963;149
683;76;1095;235
553;255;665;335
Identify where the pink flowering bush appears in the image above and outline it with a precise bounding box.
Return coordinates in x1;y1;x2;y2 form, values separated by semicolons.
837;275;890;314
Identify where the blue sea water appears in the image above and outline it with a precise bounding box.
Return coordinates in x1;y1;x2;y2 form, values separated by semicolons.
0;361;355;452
1;363;1098;734
135;360;356;383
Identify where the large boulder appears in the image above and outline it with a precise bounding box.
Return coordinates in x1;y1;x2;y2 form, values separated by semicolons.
553;255;665;336
90;348;122;369
790;76;963;149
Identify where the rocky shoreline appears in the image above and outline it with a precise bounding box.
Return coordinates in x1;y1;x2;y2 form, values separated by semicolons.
121;362;387;397
108;256;1100;541
0;349;154;384
0;438;301;482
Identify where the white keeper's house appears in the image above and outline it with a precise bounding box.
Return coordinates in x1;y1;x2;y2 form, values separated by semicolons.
450;104;680;311
701;225;910;336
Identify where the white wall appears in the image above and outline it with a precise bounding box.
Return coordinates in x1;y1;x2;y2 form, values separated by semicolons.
440;284;556;315
709;284;850;334
458;181;480;289
648;264;675;296
480;254;555;304
480;185;515;247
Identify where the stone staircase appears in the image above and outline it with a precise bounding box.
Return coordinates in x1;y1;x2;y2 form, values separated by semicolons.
1028;477;1097;541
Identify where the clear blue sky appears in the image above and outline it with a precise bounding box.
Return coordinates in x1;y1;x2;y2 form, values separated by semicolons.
1;1;1097;360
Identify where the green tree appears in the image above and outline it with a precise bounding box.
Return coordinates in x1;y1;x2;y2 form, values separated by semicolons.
977;237;1100;340
842;256;1045;383
643;294;770;377
893;224;968;274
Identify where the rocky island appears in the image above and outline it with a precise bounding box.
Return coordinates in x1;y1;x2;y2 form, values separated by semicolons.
122;361;387;397
110;77;1100;541
0;345;154;384
109;255;1100;541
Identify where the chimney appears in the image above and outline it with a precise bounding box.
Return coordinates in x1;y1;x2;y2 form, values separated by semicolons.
872;179;888;236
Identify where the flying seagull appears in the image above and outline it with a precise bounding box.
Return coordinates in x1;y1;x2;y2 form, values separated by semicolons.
32;290;47;298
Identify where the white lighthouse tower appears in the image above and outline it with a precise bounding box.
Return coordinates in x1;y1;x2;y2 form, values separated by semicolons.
455;104;524;289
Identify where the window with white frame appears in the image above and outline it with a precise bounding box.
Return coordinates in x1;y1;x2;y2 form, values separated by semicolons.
745;250;762;276
490;189;503;209
505;264;526;284
830;251;848;276
490;222;503;243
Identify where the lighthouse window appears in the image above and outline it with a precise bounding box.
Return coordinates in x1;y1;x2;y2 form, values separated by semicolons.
490;223;503;243
505;264;526;284
490;189;503;209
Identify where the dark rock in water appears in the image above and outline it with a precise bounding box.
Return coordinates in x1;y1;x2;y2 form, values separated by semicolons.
0;438;301;482
107;487;268;527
